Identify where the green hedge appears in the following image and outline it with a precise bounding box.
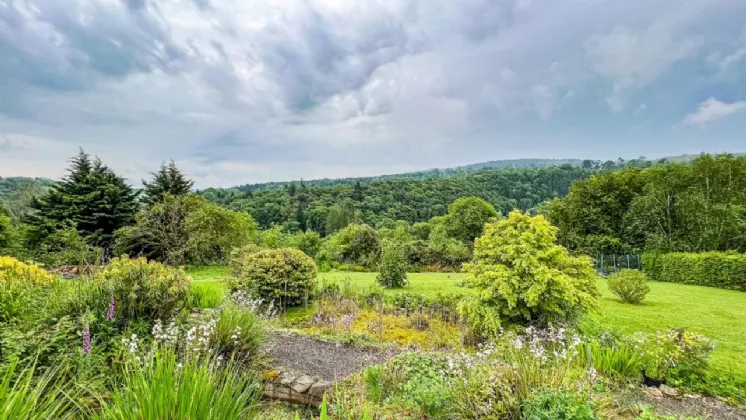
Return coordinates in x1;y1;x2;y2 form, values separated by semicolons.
643;252;746;291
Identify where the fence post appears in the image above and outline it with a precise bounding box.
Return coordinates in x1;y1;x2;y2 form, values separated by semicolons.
613;254;617;272
600;254;604;274
627;255;630;270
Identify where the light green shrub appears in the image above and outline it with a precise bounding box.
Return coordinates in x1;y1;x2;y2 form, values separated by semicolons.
228;248;317;308
96;256;191;322
607;269;650;304
0;256;57;322
461;211;599;335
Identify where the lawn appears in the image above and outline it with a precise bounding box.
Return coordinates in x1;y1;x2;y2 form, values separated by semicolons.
188;267;746;376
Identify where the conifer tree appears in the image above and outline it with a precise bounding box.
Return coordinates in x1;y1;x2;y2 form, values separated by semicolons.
26;150;139;249
141;161;194;205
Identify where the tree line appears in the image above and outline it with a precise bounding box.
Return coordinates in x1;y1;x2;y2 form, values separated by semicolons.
201;165;598;235
543;153;746;255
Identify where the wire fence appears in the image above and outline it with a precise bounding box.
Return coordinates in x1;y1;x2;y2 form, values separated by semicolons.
595;254;641;275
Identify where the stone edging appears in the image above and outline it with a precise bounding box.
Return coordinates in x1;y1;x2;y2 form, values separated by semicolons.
263;372;334;406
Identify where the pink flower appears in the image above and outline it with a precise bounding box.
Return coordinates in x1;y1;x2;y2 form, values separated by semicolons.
106;295;115;322
83;324;91;355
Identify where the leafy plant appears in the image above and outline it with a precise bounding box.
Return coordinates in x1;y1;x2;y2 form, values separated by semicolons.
607;269;650;304
376;241;408;288
631;330;715;381
579;341;641;379
461;211;600;335
228;248;317;309
521;389;599;420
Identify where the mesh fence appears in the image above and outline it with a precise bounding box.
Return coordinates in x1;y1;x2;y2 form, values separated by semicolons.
595;254;641;275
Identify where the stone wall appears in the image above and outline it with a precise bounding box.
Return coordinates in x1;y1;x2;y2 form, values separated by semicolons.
263;372;334;406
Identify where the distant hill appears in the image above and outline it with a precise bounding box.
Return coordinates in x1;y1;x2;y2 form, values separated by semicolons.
0;177;55;201
236;158;586;192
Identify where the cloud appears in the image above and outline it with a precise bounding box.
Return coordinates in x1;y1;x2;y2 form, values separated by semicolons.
682;98;746;126
1;0;746;187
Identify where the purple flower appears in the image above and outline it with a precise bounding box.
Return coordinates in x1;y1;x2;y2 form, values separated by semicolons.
83;324;91;355
106;295;115;322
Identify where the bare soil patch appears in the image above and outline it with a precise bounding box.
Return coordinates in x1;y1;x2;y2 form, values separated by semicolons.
263;330;396;381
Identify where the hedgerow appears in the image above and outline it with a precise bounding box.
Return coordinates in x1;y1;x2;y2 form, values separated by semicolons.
643;252;746;291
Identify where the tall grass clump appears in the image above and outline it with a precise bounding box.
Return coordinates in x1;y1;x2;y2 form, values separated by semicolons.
98;348;262;420
0;360;81;420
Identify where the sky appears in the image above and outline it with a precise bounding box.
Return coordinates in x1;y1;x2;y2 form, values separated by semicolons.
1;0;746;188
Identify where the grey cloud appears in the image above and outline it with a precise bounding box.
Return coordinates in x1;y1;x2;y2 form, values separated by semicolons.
2;0;746;187
122;0;147;11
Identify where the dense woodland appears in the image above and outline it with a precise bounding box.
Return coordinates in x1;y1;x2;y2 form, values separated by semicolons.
2;152;744;271
202;166;597;235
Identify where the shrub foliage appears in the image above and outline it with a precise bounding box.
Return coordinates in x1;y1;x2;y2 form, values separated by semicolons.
228;248;317;308
643;252;746;291
377;242;408;288
607;269;650;304
96;256;191;322
461;211;599;335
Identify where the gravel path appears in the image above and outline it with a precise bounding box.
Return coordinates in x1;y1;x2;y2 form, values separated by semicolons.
641;390;746;420
263;331;396;381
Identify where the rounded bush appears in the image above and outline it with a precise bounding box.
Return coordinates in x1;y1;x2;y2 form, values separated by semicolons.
607;269;650;304
462;211;599;335
97;256;191;322
229;248;317;308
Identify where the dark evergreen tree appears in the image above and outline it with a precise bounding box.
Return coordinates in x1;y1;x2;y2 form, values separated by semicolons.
352;181;364;202
26;150;139;249
142;160;195;205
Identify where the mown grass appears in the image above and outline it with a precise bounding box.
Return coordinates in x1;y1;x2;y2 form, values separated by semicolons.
188;267;746;377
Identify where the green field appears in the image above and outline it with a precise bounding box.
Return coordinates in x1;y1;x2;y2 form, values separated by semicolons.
189;267;746;376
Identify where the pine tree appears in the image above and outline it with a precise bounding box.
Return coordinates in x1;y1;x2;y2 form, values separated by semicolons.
142;161;195;205
26;149;139;249
352;181;364;202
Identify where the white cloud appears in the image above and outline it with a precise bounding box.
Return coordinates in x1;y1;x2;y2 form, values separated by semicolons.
584;5;703;93
683;97;746;126
1;0;746;186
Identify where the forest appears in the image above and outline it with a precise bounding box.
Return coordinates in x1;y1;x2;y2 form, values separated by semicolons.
202;166;597;234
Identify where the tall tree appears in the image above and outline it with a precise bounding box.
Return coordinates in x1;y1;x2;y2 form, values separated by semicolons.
26;150;139;249
142;161;195;205
444;196;499;243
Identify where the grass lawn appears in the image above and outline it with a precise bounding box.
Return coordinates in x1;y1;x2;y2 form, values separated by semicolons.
188;267;746;376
